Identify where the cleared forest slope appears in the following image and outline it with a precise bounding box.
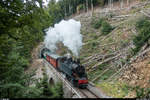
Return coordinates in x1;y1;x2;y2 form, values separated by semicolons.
72;0;150;98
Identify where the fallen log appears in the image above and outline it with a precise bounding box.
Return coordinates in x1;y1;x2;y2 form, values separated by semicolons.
111;14;134;20
88;53;121;72
83;52;117;67
140;10;150;18
100;27;118;42
106;63;128;82
130;46;150;63
107;46;150;82
91;65;114;82
85;54;113;68
98;42;117;47
82;53;101;63
83;55;103;66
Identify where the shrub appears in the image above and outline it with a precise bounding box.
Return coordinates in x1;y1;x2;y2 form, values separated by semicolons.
97;0;104;6
77;4;84;11
135;86;150;98
92;17;105;29
51;82;63;98
101;21;113;35
133;18;150;54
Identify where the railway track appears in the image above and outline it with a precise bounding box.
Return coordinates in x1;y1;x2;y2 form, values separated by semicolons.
74;83;103;98
79;88;99;98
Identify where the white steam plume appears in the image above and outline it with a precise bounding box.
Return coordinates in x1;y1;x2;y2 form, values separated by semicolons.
44;19;82;57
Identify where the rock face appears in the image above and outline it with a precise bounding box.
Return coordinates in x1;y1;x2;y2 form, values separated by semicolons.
25;43;45;86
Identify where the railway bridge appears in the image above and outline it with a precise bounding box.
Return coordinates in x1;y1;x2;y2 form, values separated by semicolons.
36;44;110;98
43;59;110;98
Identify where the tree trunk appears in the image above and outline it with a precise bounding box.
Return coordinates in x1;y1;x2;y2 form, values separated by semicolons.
86;0;88;12
120;0;123;9
91;0;93;16
69;2;71;14
127;0;129;6
65;6;67;17
109;0;113;8
111;0;114;7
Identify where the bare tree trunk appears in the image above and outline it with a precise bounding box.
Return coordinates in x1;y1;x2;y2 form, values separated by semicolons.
120;0;123;9
65;4;67;17
69;2;71;14
112;0;113;8
108;0;110;8
127;0;129;6
109;0;113;9
86;0;88;12
91;0;93;16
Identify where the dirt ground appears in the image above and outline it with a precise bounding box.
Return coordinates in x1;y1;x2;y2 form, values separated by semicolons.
119;52;150;88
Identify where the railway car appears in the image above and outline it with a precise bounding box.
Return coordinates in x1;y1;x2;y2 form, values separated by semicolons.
41;48;88;88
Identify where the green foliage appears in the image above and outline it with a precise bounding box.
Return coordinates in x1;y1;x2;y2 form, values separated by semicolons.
96;82;129;98
35;74;63;98
98;63;108;70
135;86;145;98
100;70;115;81
91;17;113;35
48;1;64;24
135;86;150;98
90;41;99;50
42;75;53;97
92;17;105;29
51;82;64;98
132;18;150;54
0;0;63;98
140;0;147;1
101;21;113;35
97;0;105;6
77;4;84;11
0;70;43;98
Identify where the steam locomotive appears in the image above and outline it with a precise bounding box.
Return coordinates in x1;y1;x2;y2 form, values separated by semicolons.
41;48;88;88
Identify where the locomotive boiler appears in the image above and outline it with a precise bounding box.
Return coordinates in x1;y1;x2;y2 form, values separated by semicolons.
41;48;88;88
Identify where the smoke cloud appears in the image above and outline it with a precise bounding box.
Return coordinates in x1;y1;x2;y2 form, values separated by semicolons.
44;19;82;57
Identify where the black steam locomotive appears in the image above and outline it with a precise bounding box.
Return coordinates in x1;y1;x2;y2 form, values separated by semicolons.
41;48;88;88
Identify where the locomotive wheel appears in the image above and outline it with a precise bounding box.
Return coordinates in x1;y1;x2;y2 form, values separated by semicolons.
66;75;71;81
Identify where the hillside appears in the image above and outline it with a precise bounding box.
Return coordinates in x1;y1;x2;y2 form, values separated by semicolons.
71;1;150;98
2;0;150;98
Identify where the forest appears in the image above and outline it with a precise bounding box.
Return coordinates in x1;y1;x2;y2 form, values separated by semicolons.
0;0;112;98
